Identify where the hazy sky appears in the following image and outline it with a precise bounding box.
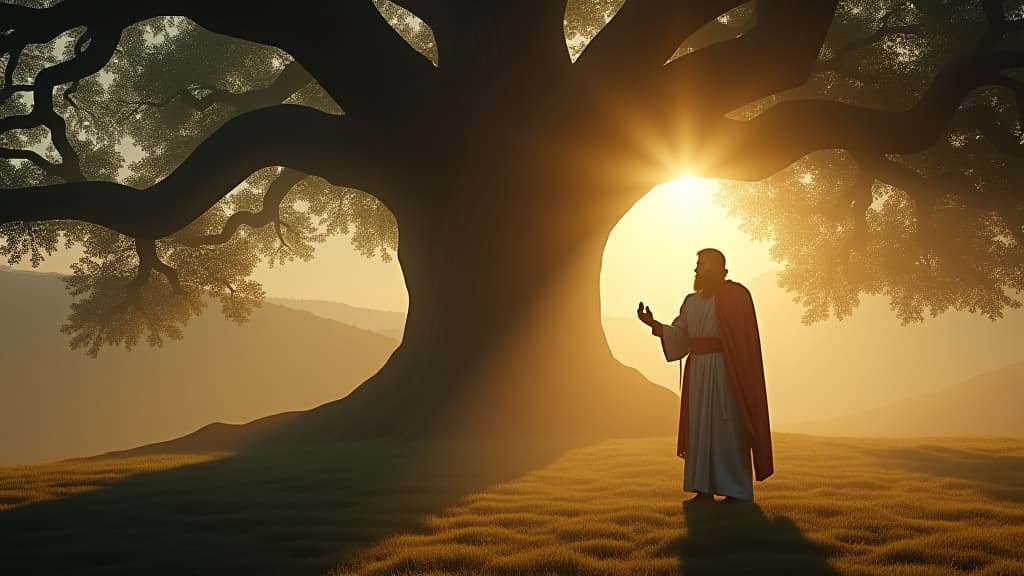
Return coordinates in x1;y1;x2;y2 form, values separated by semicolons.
10;178;1023;451
18;177;775;315
602;177;776;318
254;235;409;310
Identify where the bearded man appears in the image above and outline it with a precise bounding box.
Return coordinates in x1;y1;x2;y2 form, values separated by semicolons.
637;248;773;502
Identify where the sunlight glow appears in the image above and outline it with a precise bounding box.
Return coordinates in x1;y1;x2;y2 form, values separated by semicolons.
600;178;776;392
601;177;775;316
659;175;721;210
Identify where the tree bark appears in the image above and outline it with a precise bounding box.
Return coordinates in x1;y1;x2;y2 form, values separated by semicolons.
273;147;678;446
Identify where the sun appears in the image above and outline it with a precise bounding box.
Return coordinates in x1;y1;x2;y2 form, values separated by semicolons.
601;172;773;311
653;174;721;212
661;174;720;204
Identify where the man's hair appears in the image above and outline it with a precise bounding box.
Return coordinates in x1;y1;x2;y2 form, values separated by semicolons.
697;248;727;270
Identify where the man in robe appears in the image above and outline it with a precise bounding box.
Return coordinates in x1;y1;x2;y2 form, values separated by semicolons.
637;248;773;502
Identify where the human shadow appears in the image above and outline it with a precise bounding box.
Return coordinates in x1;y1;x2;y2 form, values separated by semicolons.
0;436;572;576
678;499;837;576
870;444;1024;503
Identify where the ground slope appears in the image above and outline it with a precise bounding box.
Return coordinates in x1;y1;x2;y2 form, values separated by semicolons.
1;433;1021;575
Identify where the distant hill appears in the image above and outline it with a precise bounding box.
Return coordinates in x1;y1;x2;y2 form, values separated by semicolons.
778;362;1024;437
5;263;1023;464
0;266;399;464
267;297;405;339
273;272;1024;428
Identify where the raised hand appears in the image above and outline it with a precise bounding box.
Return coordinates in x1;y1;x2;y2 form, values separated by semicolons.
636;301;656;327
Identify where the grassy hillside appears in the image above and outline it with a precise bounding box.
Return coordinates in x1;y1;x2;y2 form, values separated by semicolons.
0;267;399;464
781;362;1024;438
1;433;1021;575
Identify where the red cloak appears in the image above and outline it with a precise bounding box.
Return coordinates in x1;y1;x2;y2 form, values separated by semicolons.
677;280;774;481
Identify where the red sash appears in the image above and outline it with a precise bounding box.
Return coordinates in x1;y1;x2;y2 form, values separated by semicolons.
688;337;722;355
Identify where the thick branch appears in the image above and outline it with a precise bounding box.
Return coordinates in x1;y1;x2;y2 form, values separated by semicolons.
1;1;419;136
831;161;876;260
701;49;1024;181
0;105;385;238
1002;204;1024;249
433;2;570;126
0;1;257;52
1;22;123;181
866;154;1024;250
120;60;312;118
223;3;437;118
576;0;747;79
954;104;1024;157
0;0;435;115
273;220;291;252
978;0;1024;40
0;146;75;180
828;154;877;224
0;2;95;50
677;16;750;54
866;156;948;200
439;2;569;75
0;47;24;104
0;1;184;98
656;1;839;117
2;2;433;184
0;82;33;105
955;74;1024;158
176;168;307;247
129;237;183;300
866;154;1019;215
814;12;924;81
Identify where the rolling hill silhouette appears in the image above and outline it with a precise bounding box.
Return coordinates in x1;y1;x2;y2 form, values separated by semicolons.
780;361;1024;437
232;271;1024;435
267;297;405;339
0;266;399;464
5;266;1023;464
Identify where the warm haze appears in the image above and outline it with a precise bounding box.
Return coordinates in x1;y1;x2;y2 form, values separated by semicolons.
3;2;1023;575
16;175;771;317
6;178;1022;463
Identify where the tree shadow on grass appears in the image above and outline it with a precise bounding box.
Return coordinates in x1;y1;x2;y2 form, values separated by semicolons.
0;437;572;576
871;444;1024;503
679;499;837;576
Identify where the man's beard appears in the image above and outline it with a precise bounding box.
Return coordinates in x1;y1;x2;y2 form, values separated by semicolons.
694;273;725;294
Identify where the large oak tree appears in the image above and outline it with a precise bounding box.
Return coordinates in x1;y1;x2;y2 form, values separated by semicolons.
2;0;1021;446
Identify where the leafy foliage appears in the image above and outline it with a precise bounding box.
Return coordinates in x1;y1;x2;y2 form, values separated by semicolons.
0;220;66;266
1;0;1022;356
719;0;1024;323
2;13;398;355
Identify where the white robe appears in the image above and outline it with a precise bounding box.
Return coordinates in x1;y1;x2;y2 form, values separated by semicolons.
660;293;753;500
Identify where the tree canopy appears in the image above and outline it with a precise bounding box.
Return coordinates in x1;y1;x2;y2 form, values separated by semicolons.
1;0;1022;358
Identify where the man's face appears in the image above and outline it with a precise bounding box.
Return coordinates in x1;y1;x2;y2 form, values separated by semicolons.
693;254;724;291
694;255;712;278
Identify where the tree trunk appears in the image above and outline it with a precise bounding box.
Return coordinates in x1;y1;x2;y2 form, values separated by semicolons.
274;149;679;446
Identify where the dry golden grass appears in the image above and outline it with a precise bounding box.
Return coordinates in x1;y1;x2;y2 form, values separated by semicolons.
0;453;226;511
1;434;1022;575
330;435;1024;576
